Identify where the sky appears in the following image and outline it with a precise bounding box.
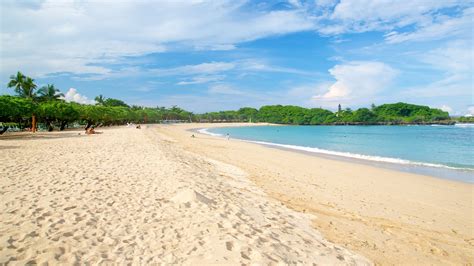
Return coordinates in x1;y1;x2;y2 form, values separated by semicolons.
0;0;473;115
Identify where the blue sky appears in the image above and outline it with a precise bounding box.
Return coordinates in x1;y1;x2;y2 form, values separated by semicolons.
1;0;472;114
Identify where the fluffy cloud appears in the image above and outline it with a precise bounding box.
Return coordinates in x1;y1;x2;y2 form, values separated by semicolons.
62;88;94;104
0;0;314;76
1;0;469;79
313;61;397;106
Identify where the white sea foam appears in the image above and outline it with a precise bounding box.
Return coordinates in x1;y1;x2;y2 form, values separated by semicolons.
454;123;474;128
197;128;223;137
198;128;472;171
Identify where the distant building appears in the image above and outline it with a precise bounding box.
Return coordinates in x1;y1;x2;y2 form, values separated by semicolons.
336;104;342;117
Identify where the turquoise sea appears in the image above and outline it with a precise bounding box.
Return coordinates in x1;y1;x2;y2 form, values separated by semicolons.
201;124;474;183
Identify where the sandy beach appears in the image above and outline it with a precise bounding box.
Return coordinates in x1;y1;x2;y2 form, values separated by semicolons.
157;123;474;265
1;125;370;264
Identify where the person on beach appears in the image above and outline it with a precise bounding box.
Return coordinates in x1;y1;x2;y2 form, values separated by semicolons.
86;126;102;135
136;124;141;129
226;133;230;140
86;127;96;135
191;134;195;138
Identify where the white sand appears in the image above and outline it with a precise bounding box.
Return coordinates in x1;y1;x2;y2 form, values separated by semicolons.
0;127;370;264
158;123;474;265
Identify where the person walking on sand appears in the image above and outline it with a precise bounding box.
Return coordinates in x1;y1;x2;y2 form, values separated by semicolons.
226;133;230;140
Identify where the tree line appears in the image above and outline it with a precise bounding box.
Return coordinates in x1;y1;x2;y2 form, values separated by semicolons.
0;72;193;133
196;103;452;125
0;71;461;133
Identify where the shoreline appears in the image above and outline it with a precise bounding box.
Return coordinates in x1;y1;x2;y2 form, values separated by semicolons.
192;125;473;183
159;122;473;265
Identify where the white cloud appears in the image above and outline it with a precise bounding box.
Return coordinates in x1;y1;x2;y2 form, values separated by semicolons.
440;105;453;113
318;0;467;35
150;62;233;85
467;106;474;116
0;0;315;76
313;61;397;106
159;62;236;76
150;59;313;85
208;84;243;95
177;75;224;85
385;7;473;44
402;40;473;102
238;59;313;75
421;40;473;73
62;88;94;104
1;0;469;80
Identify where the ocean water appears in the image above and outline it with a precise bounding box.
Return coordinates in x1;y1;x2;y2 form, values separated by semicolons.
202;124;474;183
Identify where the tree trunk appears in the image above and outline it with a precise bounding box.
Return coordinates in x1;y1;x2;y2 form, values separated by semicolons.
47;121;54;132
59;121;67;131
32;115;37;133
0;126;8;135
85;121;92;130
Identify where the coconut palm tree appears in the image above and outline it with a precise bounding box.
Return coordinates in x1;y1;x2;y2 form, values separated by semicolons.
7;71;26;96
22;77;37;99
94;94;105;105
38;84;64;101
8;74;37;99
7;72;38;132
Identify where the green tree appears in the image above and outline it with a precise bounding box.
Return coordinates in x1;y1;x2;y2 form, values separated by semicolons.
237;107;258;122
352;108;378;124
7;71;26;95
7;72;37;99
103;98;129;107
38;84;64;102
0;95;36;133
308;108;335;125
7;72;39;132
37;101;80;131
94;94;105;105
78;104;103;129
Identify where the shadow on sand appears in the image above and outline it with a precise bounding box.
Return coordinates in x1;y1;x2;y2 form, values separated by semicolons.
0;130;84;141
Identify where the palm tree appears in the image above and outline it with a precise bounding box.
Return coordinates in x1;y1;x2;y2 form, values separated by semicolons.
23;77;38;98
95;94;105;105
38;84;64;101
7;72;38;132
7;71;26;96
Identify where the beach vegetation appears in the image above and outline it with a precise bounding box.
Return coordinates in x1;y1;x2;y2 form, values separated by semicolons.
37;84;64;102
103;98;130;108
37;101;80;131
199;102;451;125
7;71;38;99
94;94;105;105
0;95;35;133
